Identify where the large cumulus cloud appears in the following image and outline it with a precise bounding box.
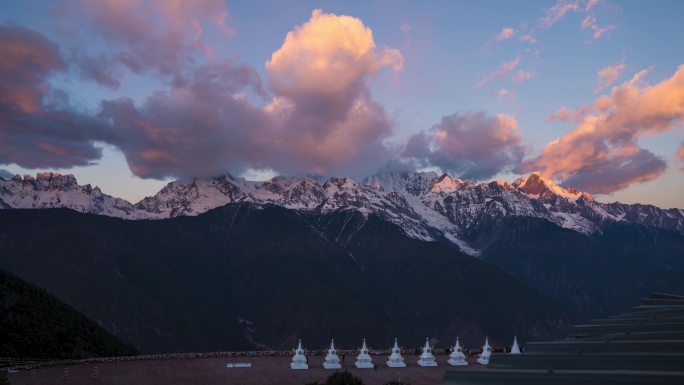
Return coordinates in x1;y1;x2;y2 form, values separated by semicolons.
262;9;403;175
524;65;684;193
403;112;525;180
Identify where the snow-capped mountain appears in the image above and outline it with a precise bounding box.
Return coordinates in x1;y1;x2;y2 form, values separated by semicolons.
2;170;683;255
0;173;136;216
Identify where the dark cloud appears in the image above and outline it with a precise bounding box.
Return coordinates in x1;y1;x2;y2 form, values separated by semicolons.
0;25;117;169
563;148;667;193
99;61;270;179
70;51;121;89
55;0;232;82
403;111;525;180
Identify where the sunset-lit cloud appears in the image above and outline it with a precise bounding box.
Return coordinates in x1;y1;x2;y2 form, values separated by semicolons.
477;57;520;87
1;9;402;179
495;27;516;41
520;34;539;45
546;106;575;122
581;15;612;40
263;9;403;176
56;0;233;85
496;88;516;102
102;9;402;179
404;112;525;180
99;61;269;179
512;70;535;83
539;0;581;28
525;65;684;193
595;62;625;91
0;25;117;169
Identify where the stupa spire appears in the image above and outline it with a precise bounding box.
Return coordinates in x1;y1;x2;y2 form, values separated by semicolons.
447;337;468;366
476;337;492;365
510;336;521;354
355;338;374;368
290;339;309;370
386;337;406;368
323;338;342;369
417;338;438;367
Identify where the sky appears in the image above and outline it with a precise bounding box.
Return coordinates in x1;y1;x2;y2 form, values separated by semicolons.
1;0;683;208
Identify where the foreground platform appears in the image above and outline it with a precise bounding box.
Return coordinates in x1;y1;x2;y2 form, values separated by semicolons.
8;354;479;385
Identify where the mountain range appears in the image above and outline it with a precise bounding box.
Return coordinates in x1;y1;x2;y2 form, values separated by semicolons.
2;171;682;256
1;171;683;354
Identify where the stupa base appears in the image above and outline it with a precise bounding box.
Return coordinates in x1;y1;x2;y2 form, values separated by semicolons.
387;361;406;368
417;360;438;367
448;358;468;366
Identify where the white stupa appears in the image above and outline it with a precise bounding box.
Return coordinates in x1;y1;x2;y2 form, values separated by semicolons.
290;339;308;369
447;337;468;366
476;337;491;365
386;338;406;368
355;338;374;368
417;338;438;367
510;336;521;354
323;339;342;369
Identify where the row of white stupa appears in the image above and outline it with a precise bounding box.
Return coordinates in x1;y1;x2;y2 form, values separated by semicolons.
290;336;522;369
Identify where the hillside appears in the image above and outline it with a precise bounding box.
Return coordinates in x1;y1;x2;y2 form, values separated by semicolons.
0;205;566;353
0;269;138;359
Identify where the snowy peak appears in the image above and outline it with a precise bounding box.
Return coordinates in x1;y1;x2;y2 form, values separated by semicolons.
0;172;135;216
513;172;593;201
430;174;469;194
13;172;80;191
362;171;439;196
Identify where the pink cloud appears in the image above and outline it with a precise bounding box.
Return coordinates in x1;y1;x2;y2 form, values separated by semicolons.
678;142;684;161
99;61;270;179
581;15;613;40
263;9;403;176
477;57;520;87
585;0;600;11
539;0;581;28
496;88;516;102
100;9;402;179
512;70;535;83
524;65;684;193
0;25;66;114
0;25;118;169
495;27;516;41
2;9;403;179
403;112;525;179
546;107;575;122
56;0;233;84
400;21;411;35
520;34;539;44
595;62;625;91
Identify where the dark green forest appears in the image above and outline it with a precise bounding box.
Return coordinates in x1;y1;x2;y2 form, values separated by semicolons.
0;269;137;359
